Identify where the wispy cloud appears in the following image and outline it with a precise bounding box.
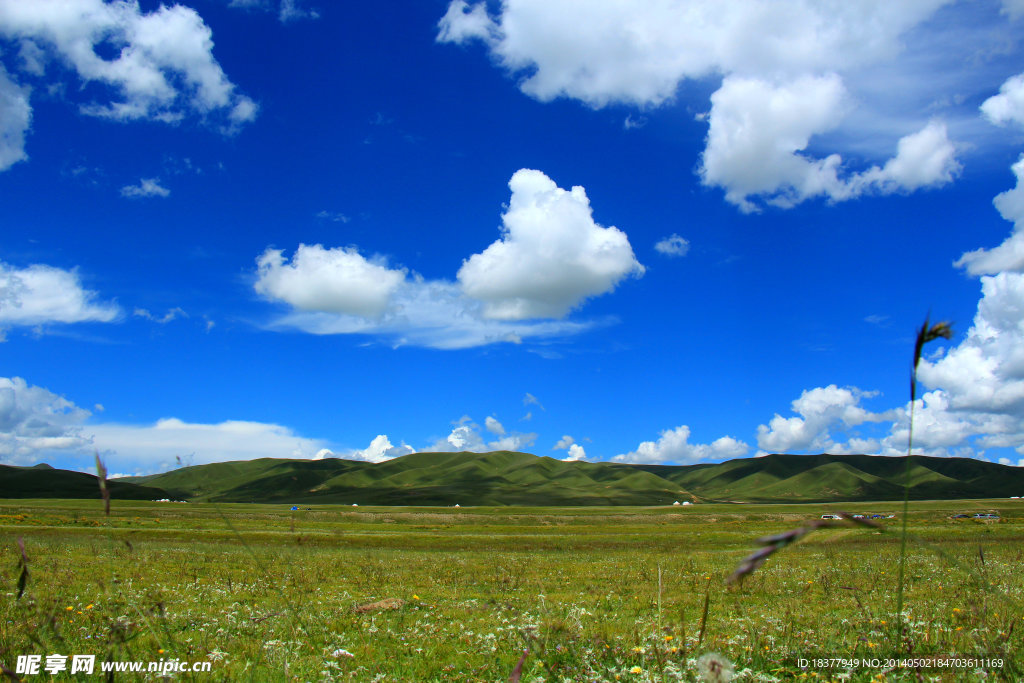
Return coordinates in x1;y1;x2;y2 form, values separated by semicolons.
121;178;170;198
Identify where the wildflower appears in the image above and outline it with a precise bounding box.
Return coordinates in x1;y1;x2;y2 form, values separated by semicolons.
664;635;673;642
66;606;74;611
157;649;165;655
332;649;354;658
696;652;735;683
630;666;643;674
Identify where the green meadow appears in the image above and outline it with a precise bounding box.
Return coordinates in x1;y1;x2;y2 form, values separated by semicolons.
1;499;1021;682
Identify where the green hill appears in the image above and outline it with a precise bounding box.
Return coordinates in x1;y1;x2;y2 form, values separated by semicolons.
5;451;1023;504
0;464;170;500
123;451;695;505
619;453;1024;502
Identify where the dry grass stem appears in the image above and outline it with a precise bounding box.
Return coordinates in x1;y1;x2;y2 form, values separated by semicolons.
728;513;881;584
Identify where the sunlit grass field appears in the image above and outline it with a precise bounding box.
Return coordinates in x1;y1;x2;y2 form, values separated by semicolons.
1;499;1021;681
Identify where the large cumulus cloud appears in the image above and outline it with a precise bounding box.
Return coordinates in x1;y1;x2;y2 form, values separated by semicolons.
254;169;643;348
438;0;971;211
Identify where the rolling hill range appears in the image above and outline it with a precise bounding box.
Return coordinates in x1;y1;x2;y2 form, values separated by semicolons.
3;452;1023;504
119;451;696;506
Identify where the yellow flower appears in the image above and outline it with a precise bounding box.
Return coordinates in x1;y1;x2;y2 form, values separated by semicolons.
66;606;73;611
664;635;673;641
158;649;165;655
86;604;94;609
630;666;643;674
412;594;420;600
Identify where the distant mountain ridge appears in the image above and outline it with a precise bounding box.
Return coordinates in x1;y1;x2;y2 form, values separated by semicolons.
3;451;1022;504
0;463;169;500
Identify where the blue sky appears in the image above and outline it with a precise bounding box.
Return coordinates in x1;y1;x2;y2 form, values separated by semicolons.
3;0;1024;475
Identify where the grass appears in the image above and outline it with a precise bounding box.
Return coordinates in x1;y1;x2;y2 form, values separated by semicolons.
1;498;1021;681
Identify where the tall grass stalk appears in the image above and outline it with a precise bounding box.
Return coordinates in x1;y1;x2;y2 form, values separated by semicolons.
896;317;952;642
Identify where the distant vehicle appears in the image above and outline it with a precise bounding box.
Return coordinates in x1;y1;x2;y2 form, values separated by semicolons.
952;514;969;518
973;513;1000;519
821;514;842;520
870;514;884;519
852;514;865;519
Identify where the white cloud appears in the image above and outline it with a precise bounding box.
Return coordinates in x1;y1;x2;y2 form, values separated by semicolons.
763;272;1024;458
0;261;120;328
278;0;319;23
437;0;945;107
484;416;505;435
654;234;690;257
425;416;536;453
17;39;45;74
315;210;350;223
488;432;538;452
257;170;638;348
348;434;414;463
265;277;593;349
0;376;412;472
437;0;495;44
700;74;848;211
552;434;574;450
956;155;1024;276
700;75;959;211
228;0;319;24
523;393;544;410
1003;0;1024;20
0;0;256;167
878;390;988;455
552;434;586;461
0;63;30;171
255;244;405;318
917;272;1024;414
848;121;960;195
133;307;186;324
623;115;646;130
981;73;1024;128
0;376;92;465
120;177;170;198
756;385;894;453
438;1;974;211
614;425;749;464
87;417;334;474
562;443;586;462
457;169;644;320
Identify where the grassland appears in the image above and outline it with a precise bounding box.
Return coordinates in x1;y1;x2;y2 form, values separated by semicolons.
1;498;1021;681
